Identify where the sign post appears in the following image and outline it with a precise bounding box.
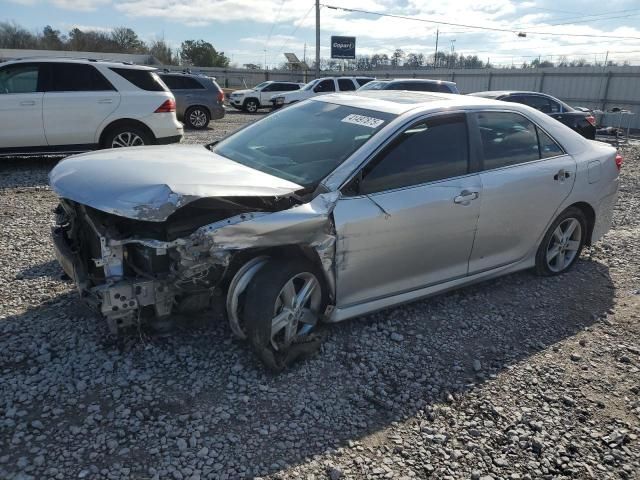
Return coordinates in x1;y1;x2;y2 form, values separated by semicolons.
331;36;356;60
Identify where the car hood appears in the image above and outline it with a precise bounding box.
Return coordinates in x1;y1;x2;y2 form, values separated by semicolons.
49;145;304;222
231;89;253;96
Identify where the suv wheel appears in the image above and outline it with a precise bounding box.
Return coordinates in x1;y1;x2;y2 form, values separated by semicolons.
104;126;152;148
185;106;210;130
244;99;259;113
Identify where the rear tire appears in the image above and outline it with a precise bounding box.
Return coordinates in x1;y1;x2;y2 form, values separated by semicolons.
103;125;152;148
184;106;210;130
244;258;327;371
535;207;587;276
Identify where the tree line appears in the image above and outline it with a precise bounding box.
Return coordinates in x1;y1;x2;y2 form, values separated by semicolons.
0;21;230;67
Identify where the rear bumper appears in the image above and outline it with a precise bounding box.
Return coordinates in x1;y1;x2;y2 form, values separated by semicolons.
156;134;183;145
591;180;619;244
142;112;184;141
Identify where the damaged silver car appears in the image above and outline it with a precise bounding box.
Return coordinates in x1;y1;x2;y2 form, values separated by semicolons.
50;91;620;369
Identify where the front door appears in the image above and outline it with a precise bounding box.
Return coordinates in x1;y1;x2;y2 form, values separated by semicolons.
0;62;46;149
468;111;577;273
333;113;482;307
43;63;120;146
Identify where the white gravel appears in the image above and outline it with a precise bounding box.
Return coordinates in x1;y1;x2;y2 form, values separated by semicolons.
0;113;638;480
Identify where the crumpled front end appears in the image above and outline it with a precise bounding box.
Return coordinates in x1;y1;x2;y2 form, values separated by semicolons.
52;193;339;335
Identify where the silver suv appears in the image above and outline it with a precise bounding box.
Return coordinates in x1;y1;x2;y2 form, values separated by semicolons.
158;72;225;129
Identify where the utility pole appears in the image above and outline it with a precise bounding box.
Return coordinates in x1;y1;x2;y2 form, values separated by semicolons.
315;0;320;78
433;28;439;68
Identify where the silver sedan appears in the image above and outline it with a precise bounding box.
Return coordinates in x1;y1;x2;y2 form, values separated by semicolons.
49;91;621;370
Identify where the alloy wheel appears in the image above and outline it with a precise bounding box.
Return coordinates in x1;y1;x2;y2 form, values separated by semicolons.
546;217;582;273
270;272;321;351
111;132;145;148
189;109;207;128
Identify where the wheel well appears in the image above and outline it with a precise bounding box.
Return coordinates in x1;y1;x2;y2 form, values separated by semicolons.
568;201;596;246
224;245;326;290
243;97;259;105
99;119;155;147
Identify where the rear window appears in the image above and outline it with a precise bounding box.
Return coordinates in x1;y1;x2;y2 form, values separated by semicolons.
356;78;373;87
49;63;114;92
160;75;205;90
110;68;166;91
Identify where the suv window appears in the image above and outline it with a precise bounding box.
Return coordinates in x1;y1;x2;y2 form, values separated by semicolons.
314;79;335;93
266;83;299;92
0;63;41;94
356;78;373;87
360;114;469;194
49;63;114;92
477;111;564;169
110;68;166;91
337;78;356;91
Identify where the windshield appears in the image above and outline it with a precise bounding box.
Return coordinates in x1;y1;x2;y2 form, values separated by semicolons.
213;100;396;187
253;81;270;90
302;79;320;91
358;81;388;91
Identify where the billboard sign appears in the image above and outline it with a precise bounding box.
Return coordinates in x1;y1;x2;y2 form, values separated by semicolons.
331;36;356;59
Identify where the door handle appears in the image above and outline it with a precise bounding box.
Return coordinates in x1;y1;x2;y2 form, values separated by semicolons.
453;190;479;205
98;99;113;104
554;169;571;181
20;100;36;106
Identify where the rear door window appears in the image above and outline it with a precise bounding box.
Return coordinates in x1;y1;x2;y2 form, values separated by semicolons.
337;78;357;91
476;111;564;169
159;75;182;89
49;63;114;92
182;77;205;89
110;68;166;91
360;113;469;194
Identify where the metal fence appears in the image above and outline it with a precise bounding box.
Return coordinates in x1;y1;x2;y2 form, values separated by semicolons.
168;65;640;130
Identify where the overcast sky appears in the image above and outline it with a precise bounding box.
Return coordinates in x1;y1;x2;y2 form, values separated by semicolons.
3;0;640;67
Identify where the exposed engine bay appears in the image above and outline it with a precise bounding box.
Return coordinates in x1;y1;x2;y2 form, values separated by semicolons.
52;192;339;337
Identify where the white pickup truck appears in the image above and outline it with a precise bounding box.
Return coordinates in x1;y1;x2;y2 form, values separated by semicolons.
270;76;374;108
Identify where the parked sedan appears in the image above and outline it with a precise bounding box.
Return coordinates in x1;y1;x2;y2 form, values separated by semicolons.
158;72;225;129
49;91;620;370
469;91;596;139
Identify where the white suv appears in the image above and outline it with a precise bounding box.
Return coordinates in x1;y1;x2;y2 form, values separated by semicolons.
229;81;303;112
270;76;374;108
0;58;183;156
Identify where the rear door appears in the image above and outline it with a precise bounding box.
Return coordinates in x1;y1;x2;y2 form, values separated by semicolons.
333;113;481;306
43;63;120;146
468;111;576;273
0;62;46;149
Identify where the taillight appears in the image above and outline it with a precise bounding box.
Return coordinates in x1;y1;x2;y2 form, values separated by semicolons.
155;99;176;113
217;90;224;103
586;115;596;127
615;153;623;170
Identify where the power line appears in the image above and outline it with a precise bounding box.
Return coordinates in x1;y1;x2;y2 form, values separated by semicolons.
321;4;640;40
270;2;315;64
264;0;287;49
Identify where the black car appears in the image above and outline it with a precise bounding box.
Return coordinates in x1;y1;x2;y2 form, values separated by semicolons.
469;91;596;139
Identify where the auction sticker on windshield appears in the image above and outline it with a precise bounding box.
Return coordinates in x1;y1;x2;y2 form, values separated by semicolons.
341;114;385;128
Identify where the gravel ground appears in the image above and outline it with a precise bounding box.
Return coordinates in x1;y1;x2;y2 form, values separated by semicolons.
0;112;638;480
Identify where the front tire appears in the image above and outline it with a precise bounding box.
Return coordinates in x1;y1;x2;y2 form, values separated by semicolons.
243;99;259;113
535;207;586;276
184;106;210;130
103;125;152;148
244;258;326;370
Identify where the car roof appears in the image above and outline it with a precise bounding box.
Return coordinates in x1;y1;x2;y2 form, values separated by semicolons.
470;90;553;98
2;57;155;70
376;78;457;86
